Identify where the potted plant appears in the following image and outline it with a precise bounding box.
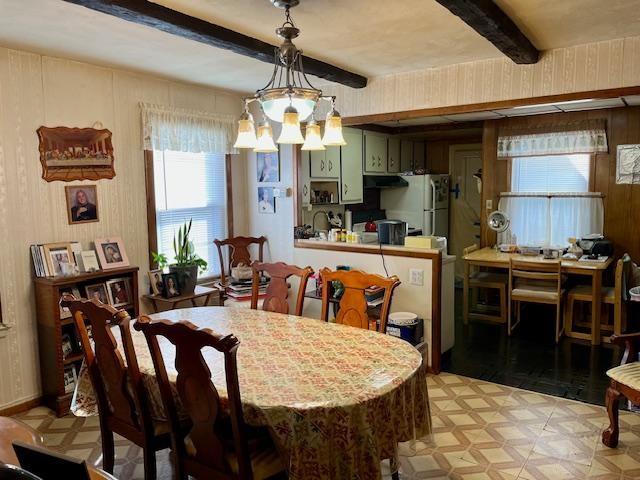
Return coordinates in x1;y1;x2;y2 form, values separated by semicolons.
152;219;207;295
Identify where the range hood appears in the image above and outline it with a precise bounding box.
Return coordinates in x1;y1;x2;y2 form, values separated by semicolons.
364;175;409;189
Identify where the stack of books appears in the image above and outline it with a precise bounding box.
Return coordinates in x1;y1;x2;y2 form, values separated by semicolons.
226;277;270;301
30;242;81;278
365;286;385;307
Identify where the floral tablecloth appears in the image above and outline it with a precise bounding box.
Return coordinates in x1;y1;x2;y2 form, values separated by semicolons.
72;307;431;480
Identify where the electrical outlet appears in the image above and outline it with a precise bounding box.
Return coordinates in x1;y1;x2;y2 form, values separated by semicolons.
486;199;493;210
409;268;424;286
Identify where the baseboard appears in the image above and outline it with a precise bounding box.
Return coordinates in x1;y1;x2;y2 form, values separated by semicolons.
0;397;42;416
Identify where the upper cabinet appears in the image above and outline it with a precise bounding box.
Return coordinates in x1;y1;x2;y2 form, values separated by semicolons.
400;140;413;172
413;141;426;170
364;132;387;173
340;128;363;204
309;147;340;178
388;137;401;173
300;149;311;207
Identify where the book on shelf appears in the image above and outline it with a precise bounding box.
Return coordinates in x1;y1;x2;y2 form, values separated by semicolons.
364;286;385;302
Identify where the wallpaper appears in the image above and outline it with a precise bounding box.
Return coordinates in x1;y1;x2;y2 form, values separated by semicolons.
0;47;245;410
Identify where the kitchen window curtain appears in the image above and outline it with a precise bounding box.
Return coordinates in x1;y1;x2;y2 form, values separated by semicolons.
140;102;237;154
497;119;608;159
498;193;604;247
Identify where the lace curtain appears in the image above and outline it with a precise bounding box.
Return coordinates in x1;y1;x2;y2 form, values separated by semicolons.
498;193;604;247
497;119;608;159
140;103;237;154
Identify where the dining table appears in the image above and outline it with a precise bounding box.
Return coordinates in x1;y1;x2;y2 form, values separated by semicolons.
463;247;614;345
72;306;431;480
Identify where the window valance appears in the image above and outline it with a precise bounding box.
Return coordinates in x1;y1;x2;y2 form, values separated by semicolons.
140;103;237;155
497;119;608;159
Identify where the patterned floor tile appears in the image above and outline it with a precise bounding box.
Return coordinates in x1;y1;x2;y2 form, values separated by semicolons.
11;372;640;480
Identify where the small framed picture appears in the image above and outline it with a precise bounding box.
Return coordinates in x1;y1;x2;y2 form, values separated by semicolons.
105;278;131;308
94;237;129;269
78;250;100;273
85;283;109;304
65;185;98;224
59;287;81;319
148;269;164;296
63;365;78;394
61;333;74;358
257;150;280;182
44;242;76;277
162;273;181;298
258;186;275;214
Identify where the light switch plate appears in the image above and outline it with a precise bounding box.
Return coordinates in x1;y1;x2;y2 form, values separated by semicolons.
409;268;424;286
486;199;493;210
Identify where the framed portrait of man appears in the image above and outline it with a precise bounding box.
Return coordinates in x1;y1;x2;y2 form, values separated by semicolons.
106;278;132;308
94;237;129;270
65;185;98;224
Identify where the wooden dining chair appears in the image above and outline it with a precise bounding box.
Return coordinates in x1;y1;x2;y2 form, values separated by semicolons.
60;295;170;480
565;256;632;343
250;261;313;316
133;316;285;480
463;244;508;325
319;268;401;333
602;332;640;448
508;259;565;343
214;236;267;285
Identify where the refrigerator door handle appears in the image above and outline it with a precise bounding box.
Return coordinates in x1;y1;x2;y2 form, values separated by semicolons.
430;179;437;211
431;209;436;236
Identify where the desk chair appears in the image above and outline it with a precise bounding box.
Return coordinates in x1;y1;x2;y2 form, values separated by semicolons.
508;259;565;343
463;244;508;324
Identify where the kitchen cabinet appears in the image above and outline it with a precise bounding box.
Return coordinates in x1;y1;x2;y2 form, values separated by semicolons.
388;137;401;173
400;140;413;172
340;128;363;204
300;149;311;207
309;147;340;178
364;132;387;173
413;141;426;170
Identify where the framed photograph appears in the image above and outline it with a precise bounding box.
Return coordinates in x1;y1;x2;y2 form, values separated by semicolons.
94;237;129;269
148;269;164;296
257;150;280;183
59;286;81;319
61;333;74;358
162;273;181;298
105;278;131;308
37;126;115;182
258;186;275;214
85;283;108;304
63;365;78;394
77;250;100;273
43;242;75;277
65;185;98;224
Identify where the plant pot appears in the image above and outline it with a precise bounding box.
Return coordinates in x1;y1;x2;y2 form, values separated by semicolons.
169;264;198;295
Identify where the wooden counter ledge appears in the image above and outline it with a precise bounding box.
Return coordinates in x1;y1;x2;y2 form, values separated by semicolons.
294;239;454;262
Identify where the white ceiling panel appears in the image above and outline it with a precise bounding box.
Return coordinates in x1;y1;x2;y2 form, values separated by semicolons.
623;95;640;106
558;98;625;111
442;111;505;121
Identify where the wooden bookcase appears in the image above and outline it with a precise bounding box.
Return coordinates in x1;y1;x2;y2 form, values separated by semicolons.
34;266;139;416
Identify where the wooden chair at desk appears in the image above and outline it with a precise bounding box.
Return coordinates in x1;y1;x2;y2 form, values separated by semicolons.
214;236;267;307
565;255;631;343
319;268;400;334
463;244;508;325
508;259;565;343
250;261;313;316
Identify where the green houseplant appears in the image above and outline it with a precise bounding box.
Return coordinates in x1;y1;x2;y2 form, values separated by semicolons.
153;219;207;295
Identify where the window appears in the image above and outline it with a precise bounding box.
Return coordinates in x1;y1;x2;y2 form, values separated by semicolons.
511;154;591;192
153;150;227;278
500;154;603;247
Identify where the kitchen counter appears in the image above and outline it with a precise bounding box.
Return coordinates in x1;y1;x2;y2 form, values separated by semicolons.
294;239;456;263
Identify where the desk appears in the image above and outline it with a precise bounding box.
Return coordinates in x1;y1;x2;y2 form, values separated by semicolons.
143;285;220;312
464;247;614;345
72;307;430;480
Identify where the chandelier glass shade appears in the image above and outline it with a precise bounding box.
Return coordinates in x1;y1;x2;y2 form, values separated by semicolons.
233;1;345;152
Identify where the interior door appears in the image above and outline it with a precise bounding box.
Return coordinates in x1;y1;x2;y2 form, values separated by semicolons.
449;145;482;281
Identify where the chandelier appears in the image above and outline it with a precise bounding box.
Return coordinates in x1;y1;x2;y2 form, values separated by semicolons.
233;0;346;152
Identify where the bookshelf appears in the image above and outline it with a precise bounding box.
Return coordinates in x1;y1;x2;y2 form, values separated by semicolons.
34;266;139;416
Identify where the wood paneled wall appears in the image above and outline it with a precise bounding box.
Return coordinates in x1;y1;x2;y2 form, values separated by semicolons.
481;106;640;260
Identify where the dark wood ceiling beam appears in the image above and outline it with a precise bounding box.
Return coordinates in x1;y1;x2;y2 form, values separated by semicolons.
62;0;367;88
435;0;539;64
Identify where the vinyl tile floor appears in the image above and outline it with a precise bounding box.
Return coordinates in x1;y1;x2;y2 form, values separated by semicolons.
13;373;640;479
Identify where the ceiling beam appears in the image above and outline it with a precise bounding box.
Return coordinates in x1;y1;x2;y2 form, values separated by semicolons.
61;0;367;88
434;0;539;64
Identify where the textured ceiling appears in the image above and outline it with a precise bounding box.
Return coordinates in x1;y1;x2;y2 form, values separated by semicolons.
0;0;639;94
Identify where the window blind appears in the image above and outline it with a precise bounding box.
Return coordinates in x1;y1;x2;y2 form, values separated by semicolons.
511;154;590;192
154;150;227;278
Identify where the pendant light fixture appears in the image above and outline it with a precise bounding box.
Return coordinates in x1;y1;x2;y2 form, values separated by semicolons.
254;120;278;152
234;0;346;151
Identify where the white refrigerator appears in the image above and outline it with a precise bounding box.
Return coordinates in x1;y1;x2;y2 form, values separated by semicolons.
380;174;450;237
